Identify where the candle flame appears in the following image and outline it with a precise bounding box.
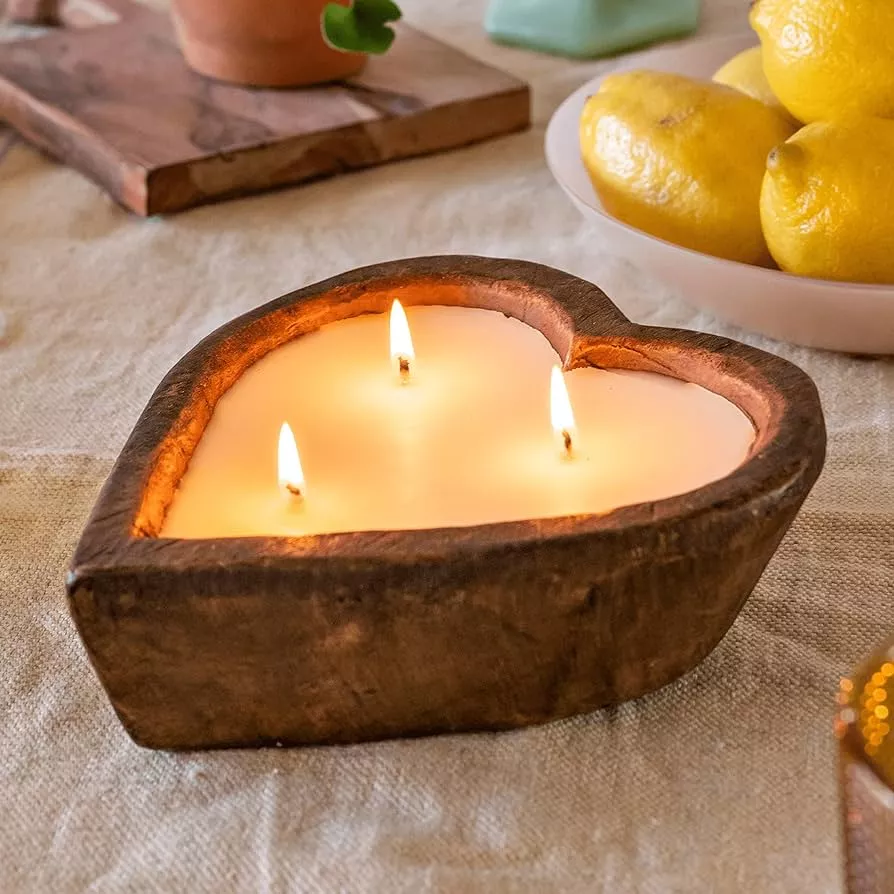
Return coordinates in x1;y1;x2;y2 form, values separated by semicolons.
550;365;577;458
390;299;415;383
278;422;305;499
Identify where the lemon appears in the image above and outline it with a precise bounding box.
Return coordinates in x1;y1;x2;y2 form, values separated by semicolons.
761;120;894;283
580;70;796;265
712;46;796;123
751;0;894;123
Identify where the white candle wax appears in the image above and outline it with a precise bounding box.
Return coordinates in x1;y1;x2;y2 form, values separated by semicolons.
161;306;755;538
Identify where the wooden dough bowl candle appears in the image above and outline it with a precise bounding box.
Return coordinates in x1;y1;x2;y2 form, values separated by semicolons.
67;257;826;750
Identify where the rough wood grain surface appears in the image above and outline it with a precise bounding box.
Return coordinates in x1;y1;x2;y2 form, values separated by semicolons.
0;1;530;214
67;257;827;750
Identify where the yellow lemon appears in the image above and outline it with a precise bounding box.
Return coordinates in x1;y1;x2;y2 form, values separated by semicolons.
712;46;796;123
751;0;894;123
580;70;796;265
761;120;894;283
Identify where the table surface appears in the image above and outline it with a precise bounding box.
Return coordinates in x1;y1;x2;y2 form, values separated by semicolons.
2;1;892;891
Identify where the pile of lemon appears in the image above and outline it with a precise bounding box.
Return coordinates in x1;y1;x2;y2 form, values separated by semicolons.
579;0;894;284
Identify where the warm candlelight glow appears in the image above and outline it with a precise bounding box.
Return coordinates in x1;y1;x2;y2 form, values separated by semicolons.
551;365;577;458
163;306;756;540
390;299;415;383
277;422;305;499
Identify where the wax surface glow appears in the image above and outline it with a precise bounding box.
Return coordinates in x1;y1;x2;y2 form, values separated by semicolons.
161;306;755;538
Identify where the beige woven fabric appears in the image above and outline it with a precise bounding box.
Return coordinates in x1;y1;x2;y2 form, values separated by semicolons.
2;1;893;890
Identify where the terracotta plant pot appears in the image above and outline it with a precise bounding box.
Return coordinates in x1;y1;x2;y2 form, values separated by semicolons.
171;0;365;88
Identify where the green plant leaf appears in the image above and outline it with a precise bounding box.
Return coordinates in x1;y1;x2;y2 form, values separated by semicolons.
322;0;402;55
354;0;402;23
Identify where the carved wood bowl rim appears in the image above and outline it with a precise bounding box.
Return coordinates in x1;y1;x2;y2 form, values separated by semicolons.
69;256;826;582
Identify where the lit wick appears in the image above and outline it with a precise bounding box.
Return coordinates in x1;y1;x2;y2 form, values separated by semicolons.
278;422;306;501
550;365;578;459
390;299;415;385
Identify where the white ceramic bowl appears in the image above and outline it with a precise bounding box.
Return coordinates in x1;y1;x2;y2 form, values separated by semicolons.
545;33;894;355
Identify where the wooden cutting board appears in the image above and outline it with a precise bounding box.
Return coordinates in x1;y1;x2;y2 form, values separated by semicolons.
0;0;530;215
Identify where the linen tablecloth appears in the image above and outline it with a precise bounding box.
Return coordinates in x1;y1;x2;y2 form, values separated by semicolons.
2;1;892;890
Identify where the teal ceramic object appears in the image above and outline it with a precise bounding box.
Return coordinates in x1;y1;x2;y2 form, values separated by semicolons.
485;0;700;59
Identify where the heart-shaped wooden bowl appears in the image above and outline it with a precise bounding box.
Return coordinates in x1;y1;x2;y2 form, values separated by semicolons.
68;257;826;750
